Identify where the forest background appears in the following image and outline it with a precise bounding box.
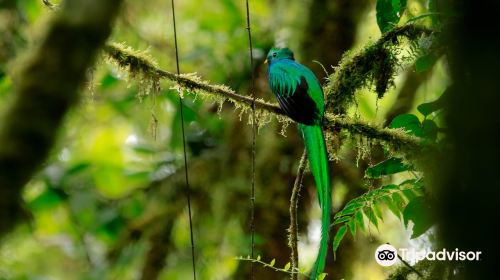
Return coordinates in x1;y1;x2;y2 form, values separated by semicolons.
0;0;498;279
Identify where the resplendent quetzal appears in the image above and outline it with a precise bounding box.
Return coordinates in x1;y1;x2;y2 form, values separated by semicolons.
265;48;331;280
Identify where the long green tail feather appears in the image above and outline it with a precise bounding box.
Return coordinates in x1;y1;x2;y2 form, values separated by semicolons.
299;124;331;280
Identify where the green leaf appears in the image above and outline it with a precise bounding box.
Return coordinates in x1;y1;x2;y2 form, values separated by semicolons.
365;158;412;178
428;0;440;26
333;216;352;225
365;188;383;199
402;189;418;201
28;188;64;211
284;262;291;271
382;184;399;190
348;218;357;238
355;210;365;232
344;201;365;210
392;192;406;207
392;0;407;14
269;258;275;267
399;178;421;188
406;12;441;24
364;207;379;229
335;203;363;218
332;225;348;257
417;101;441;116
417;88;448;116
372;203;385;221
376;0;407;33
382;195;401;218
337;201;364;216
389;114;422;136
403;197;434;238
415;53;439;73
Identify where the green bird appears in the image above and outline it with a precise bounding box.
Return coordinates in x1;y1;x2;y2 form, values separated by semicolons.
265;48;331;280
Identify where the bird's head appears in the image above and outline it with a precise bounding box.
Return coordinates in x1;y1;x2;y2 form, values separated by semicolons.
265;48;295;64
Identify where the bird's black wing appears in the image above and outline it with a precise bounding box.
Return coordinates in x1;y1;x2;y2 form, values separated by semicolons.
275;76;321;125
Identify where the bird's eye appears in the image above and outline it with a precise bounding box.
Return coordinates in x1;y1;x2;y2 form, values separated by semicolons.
272;52;277;57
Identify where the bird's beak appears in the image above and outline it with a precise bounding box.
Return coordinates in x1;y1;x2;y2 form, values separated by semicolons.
264;59;268;64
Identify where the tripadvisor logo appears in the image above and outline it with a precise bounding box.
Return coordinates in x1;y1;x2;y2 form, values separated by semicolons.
375;244;398;266
375;244;482;266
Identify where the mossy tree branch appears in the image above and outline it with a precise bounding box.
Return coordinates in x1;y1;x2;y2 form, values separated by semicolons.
103;41;427;159
104;43;284;116
0;0;123;238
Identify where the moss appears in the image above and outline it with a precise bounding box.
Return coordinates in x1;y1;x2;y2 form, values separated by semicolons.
104;43;289;130
324;24;432;114
323;114;428;160
104;43;161;100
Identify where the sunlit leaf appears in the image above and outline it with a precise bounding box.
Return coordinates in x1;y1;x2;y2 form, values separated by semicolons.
284;262;291;271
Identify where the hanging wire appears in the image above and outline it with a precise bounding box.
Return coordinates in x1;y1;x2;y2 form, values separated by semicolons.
245;0;257;279
170;0;196;279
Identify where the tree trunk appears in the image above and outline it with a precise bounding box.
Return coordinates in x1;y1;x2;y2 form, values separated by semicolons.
0;0;123;238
